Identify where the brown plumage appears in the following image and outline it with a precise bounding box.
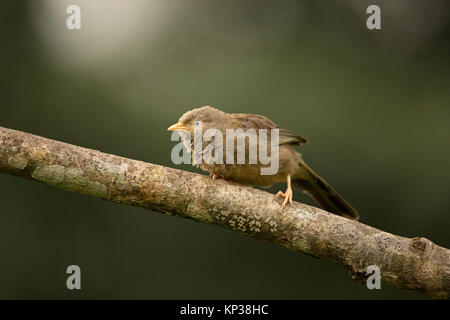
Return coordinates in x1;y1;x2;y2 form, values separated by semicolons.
168;106;359;220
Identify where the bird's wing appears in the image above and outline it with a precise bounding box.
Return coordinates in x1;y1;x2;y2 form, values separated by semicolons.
277;127;308;145
230;113;307;145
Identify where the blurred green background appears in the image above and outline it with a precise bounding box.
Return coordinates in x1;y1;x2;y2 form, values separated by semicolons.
1;0;449;299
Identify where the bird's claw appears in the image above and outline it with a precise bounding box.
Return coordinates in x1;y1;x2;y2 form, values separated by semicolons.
276;187;293;209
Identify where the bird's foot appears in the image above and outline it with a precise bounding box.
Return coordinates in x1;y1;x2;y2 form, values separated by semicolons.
276;187;293;209
211;174;223;181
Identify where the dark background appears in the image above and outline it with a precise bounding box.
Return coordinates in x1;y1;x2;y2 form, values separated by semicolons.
1;0;449;299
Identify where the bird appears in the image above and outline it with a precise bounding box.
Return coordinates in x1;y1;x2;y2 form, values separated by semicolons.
168;106;359;220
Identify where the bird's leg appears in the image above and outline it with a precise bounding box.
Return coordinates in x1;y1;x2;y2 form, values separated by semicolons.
276;175;293;209
211;173;232;182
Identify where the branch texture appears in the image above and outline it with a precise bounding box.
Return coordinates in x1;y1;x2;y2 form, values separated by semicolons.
0;126;449;299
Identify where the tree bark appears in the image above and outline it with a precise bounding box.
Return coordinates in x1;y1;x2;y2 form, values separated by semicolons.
0;126;449;299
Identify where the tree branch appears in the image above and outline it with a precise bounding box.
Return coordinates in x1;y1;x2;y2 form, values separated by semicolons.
0;126;449;299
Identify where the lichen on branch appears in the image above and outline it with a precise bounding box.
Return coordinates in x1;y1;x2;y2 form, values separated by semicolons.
0;126;449;299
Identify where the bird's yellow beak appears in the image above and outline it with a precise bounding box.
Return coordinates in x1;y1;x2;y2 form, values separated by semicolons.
167;122;188;132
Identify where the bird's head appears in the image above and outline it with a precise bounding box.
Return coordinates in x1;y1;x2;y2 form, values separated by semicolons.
167;106;227;135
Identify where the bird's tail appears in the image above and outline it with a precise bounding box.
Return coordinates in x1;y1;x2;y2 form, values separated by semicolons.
292;163;359;220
